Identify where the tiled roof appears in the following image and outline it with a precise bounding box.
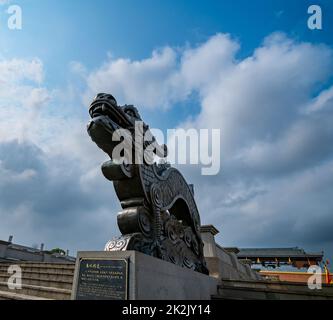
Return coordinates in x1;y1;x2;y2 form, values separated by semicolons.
237;247;323;259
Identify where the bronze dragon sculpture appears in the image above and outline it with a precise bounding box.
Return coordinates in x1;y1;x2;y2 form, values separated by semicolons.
87;93;208;274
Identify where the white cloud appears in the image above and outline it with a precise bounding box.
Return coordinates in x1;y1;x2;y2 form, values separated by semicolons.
192;33;332;153
0;58;44;84
0;58;49;143
84;47;183;109
304;86;333;114
0;56;119;253
83;34;240;110
179;33;239;93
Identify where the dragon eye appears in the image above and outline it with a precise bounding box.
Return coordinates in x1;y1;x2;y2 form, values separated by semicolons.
126;110;135;117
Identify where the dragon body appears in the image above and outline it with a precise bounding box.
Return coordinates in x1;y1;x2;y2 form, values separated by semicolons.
87;93;208;274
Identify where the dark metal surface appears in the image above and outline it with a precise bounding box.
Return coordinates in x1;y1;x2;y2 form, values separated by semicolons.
87;93;208;274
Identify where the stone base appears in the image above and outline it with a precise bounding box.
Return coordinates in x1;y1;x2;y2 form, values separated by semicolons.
71;251;218;300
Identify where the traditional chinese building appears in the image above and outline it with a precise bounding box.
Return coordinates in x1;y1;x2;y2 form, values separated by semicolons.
233;247;332;284
236;247;323;269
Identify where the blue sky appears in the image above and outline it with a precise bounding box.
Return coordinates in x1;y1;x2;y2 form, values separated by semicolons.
0;0;333;263
2;1;333;81
1;0;333;127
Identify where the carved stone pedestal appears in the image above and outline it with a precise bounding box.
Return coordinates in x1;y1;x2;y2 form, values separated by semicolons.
71;251;218;300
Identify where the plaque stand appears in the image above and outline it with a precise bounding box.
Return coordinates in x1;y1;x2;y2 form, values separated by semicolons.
71;251;218;300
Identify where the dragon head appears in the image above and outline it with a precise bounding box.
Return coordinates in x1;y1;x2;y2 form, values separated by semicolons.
87;93;167;162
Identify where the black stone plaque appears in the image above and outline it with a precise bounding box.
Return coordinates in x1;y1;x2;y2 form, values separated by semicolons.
75;258;128;300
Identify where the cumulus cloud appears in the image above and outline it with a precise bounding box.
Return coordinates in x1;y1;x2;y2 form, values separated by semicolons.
83;34;239;109
0;139;120;253
176;34;333;256
0;56;119;253
0;57;50;143
0;58;43;84
84;47;182;109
